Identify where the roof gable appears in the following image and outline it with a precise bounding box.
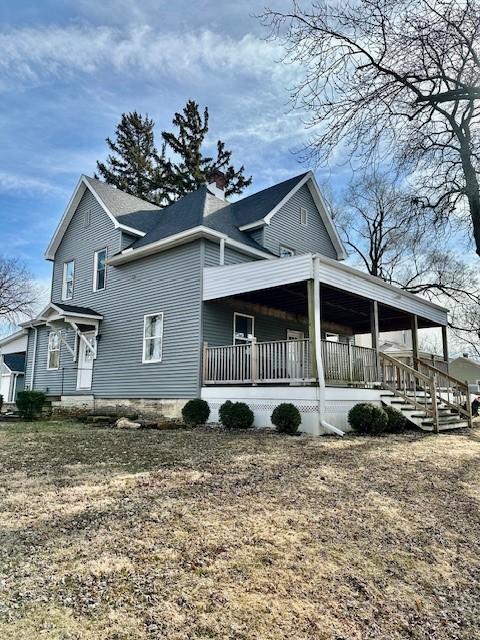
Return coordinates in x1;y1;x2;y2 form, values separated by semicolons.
45;176;162;260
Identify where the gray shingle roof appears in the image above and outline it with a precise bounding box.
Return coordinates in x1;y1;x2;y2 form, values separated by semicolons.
117;172;309;254
4;353;25;373
83;176;161;233
86;172;309;254
54;303;102;318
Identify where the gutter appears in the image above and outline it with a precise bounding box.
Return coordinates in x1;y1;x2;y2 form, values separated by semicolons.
30;326;38;390
313;255;345;437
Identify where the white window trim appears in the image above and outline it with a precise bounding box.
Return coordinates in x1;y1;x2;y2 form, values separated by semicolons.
62;260;75;301
47;332;61;370
279;245;295;258
300;206;308;226
142;312;164;364
233;312;255;345
93;247;108;292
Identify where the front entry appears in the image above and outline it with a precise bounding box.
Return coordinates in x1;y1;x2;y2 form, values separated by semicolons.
77;332;95;390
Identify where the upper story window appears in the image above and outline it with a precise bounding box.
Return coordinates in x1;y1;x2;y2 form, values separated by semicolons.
143;313;164;363
279;245;295;258
234;313;255;345
62;260;75;300
300;207;308;226
47;332;60;370
93;248;107;292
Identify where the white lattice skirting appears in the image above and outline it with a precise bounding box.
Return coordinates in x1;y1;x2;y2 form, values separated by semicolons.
201;386;383;435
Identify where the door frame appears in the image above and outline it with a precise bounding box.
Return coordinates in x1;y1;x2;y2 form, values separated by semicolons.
76;331;95;391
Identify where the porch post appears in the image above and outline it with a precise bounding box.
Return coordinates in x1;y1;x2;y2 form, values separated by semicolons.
411;314;419;369
441;325;449;372
307;279;318;381
370;300;380;381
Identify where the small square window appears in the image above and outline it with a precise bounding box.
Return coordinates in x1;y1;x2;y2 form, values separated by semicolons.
300;207;308;226
279;245;295;258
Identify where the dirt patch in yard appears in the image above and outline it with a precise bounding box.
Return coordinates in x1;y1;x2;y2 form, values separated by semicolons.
0;421;479;639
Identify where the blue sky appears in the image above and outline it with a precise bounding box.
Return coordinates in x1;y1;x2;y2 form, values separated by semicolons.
0;0;356;296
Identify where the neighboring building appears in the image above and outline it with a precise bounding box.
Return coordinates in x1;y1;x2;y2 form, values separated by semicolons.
0;330;27;405
13;170;467;433
449;355;480;394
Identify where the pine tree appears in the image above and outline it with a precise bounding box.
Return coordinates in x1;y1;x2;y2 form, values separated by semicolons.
96;102;251;206
96;112;166;204
160;100;252;202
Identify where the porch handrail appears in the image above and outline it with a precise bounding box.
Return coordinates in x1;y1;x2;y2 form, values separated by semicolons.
414;357;472;424
321;340;379;384
203;338;314;385
379;352;439;433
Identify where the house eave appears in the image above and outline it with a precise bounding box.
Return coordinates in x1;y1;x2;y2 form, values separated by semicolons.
107;226;274;266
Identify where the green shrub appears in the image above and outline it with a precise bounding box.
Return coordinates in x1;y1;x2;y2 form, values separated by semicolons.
384;404;407;432
16;391;46;420
271;403;301;435
182;398;210;426
348;402;388;435
219;400;254;430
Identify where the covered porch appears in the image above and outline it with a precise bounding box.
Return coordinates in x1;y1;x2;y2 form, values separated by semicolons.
202;254;449;388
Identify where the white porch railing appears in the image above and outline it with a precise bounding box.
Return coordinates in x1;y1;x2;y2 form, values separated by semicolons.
321;340;379;384
203;338;314;385
203;338;379;386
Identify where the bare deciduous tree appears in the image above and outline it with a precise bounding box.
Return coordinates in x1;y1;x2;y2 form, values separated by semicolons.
330;171;480;352
0;256;36;324
261;0;480;254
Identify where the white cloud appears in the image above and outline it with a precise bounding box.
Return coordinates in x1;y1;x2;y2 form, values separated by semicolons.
0;171;66;196
0;24;287;90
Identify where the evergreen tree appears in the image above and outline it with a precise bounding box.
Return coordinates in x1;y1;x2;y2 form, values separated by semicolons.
96;102;251;206
96;112;166;204
160;100;252;202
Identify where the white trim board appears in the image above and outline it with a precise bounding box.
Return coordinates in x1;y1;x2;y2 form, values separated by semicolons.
108;225;274;266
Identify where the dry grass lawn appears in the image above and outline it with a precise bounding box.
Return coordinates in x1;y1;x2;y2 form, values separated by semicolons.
0;421;479;639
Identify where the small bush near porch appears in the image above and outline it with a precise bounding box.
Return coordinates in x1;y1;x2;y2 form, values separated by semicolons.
0;421;479;639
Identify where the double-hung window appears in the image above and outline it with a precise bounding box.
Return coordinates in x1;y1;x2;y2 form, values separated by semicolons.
47;332;60;370
62;260;75;300
94;248;107;291
234;313;255;345
143;313;164;363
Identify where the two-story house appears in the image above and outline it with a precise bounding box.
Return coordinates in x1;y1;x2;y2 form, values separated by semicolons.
20;171;470;434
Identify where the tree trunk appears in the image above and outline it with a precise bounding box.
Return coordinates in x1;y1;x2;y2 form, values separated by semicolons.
459;141;480;257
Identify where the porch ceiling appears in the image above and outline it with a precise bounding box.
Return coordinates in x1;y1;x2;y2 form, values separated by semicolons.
231;282;440;333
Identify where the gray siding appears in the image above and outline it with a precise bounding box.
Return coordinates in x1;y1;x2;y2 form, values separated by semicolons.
249;228;264;246
25;326;76;395
204;240;258;267
203;301;308;347
37;189;204;399
263;184;337;259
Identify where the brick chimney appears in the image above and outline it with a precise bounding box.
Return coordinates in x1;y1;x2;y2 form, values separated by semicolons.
207;169;226;200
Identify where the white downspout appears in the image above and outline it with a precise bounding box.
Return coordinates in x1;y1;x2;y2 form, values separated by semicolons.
219;238;225;266
313;256;345;436
30;326;38;390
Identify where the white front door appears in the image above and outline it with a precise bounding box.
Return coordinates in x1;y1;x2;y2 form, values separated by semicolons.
287;330;305;380
77;333;95;390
